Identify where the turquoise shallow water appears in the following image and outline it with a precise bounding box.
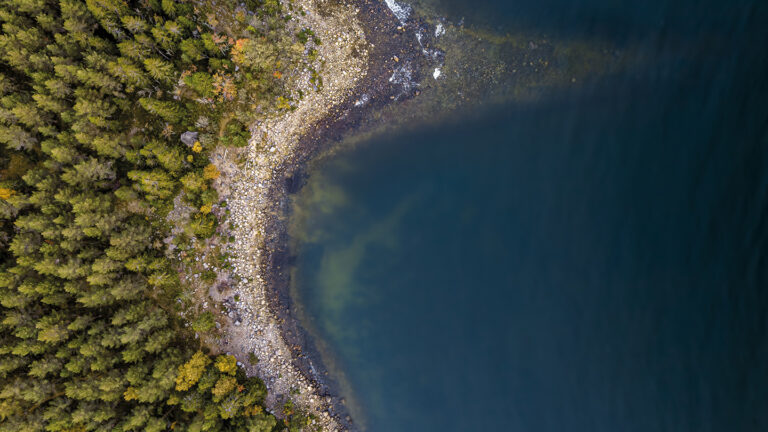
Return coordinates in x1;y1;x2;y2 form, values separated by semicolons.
290;0;768;430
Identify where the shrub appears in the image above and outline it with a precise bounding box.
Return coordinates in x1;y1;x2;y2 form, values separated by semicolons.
192;311;216;333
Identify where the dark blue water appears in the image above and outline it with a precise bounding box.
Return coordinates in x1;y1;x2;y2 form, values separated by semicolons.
291;1;768;431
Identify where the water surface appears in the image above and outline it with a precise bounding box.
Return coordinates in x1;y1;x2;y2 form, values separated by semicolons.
290;1;768;430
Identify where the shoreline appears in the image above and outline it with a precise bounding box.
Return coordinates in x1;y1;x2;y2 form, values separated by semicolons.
208;0;621;428
209;0;435;430
257;0;445;427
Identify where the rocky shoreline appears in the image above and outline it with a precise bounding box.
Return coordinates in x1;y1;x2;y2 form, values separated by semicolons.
207;0;439;430
204;0;617;427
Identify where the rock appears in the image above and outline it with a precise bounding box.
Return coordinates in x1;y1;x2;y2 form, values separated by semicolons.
180;131;199;146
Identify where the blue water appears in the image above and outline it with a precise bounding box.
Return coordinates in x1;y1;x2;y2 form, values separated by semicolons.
291;1;768;431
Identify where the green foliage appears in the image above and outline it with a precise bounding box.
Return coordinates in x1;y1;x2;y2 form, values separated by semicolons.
128;169;177;201
296;28;314;45
143;58;177;85
191;311;216;333
138;98;186;124
180;38;206;62
189;213;218;239
0;0;305;429
281;398;312;431
211;375;237;401
185;72;215;99
220;119;250;148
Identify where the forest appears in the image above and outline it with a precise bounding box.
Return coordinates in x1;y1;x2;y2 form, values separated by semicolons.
0;0;312;430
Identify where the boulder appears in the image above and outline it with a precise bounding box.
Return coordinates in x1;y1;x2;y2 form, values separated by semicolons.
180;131;199;146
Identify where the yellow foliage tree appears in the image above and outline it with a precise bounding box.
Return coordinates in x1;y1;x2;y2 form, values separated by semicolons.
215;354;238;375
243;404;263;417
0;187;15;200
231;39;249;64
212;72;236;101
175;351;211;391
203;164;220;180
276;96;291;110
123;387;139;401
211;375;237;400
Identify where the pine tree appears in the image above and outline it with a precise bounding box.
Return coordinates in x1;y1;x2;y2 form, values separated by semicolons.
127;169;177;201
121;15;148;34
143;57;176;85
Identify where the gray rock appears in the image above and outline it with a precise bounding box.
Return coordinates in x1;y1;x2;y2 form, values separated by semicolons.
181;131;199;146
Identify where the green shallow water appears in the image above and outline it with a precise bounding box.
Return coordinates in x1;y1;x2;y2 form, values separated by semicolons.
289;0;768;430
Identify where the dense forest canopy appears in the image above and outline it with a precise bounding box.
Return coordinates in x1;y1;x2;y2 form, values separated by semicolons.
0;0;313;430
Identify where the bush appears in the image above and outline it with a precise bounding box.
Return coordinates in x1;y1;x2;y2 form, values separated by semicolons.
220;120;250;148
184;72;215;98
192;311;217;333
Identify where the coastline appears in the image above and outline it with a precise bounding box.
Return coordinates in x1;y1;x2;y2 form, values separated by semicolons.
208;0;430;430
206;0;624;428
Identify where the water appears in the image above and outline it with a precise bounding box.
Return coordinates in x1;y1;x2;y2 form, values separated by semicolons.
290;1;768;430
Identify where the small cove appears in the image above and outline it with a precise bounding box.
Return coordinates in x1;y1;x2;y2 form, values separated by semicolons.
288;0;768;430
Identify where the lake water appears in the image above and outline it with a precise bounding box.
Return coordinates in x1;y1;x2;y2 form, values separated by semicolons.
290;0;768;430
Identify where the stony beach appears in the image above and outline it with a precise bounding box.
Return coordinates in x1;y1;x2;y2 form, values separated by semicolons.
203;0;428;430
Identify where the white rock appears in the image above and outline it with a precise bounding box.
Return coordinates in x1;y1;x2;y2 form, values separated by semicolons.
435;23;445;37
